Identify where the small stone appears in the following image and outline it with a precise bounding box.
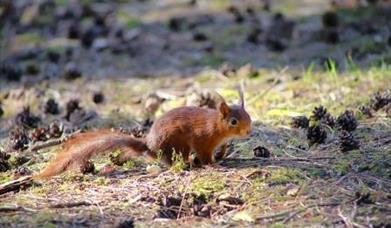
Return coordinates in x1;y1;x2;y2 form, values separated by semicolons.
146;165;162;176
99;165;116;176
237;63;258;78
219;63;236;77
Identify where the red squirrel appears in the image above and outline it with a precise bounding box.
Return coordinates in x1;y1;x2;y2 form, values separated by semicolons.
34;89;251;179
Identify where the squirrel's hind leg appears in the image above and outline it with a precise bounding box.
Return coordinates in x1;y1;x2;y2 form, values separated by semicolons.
67;159;95;174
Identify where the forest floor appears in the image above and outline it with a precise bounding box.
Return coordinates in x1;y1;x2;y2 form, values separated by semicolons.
1;0;391;227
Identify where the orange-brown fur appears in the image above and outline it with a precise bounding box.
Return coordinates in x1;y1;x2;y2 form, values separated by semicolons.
34;91;251;180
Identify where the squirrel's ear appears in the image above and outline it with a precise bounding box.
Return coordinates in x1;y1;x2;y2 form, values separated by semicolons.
218;102;230;118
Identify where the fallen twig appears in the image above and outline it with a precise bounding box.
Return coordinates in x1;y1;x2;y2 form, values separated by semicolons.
225;157;334;163
49;201;92;209
257;203;340;223
221;157;334;169
0;205;37;213
27;130;82;153
0;176;33;195
177;178;191;220
28;138;65;152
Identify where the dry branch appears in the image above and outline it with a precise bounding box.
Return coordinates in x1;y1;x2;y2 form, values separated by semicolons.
49;201;92;208
0;176;33;195
0;205;36;213
257;203;340;223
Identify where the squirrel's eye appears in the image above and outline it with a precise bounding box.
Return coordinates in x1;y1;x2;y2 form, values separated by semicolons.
230;118;238;126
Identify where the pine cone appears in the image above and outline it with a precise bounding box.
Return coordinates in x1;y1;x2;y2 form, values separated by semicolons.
31;127;49;142
307;125;327;145
359;106;373;118
0;160;10;172
339;130;360;152
117;218;134;228
130;126;146;138
0;151;10;172
370;91;391;111
0;61;22;81
65;99;81;120
48;121;63;138
80;161;95;174
9;128;29;151
14;166;32;176
291;116;309;129
311;106;328;121
15;107;40;129
92;92;105;104
320;113;335;127
44;98;59;115
253;146;271;158
0;150;10;160
336;110;358;132
0;104;3;118
385;104;391;118
322;11;339;28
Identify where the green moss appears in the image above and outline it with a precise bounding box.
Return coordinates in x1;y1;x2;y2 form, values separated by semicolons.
271;223;286;228
191;175;225;198
117;10;142;29
305;167;328;179
185;53;225;68
0;173;12;184
94;176;110;185
170;152;187;173
54;0;67;6
266;169;303;186
122;159;141;169
61;172;86;183
336;7;375;23
32;210;57;226
14;33;41;47
333;161;351;176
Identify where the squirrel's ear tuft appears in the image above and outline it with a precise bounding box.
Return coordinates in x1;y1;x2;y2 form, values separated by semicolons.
219;102;230;118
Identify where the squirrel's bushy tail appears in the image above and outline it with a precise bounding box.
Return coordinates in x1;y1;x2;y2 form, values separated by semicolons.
34;130;155;180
